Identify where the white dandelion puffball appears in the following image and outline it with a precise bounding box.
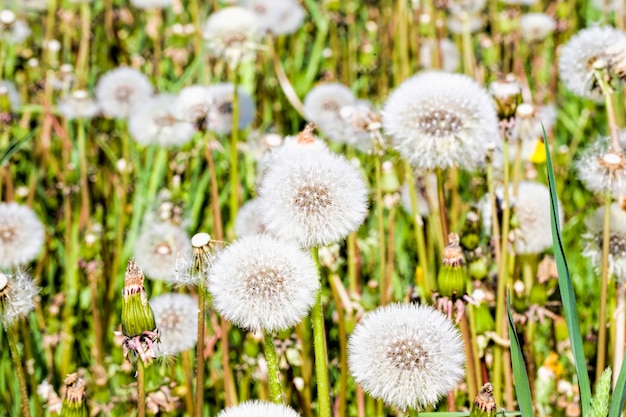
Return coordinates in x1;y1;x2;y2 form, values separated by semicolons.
95;67;153;119
130;0;172;9
558;26;626;101
134;222;192;282
239;0;305;35
57;90;100;120
520;13;556;43
383;71;499;171
258;145;368;248
0;80;21;112
208;234;319;332
150;293;198;355
203;7;260;68
0;271;40;325
576;136;626;197
205;83;255;134
235;198;266;237
512;181;562;255
0;11;31;44
447;14;484;35
419;38;460;73
584;204;626;282
303;83;361;144
348;303;465;411
0;202;45;268
217;401;301;417
128;94;196;147
174;85;211;124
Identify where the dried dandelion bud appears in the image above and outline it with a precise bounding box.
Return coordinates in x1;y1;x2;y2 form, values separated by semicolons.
121;260;156;338
60;373;88;417
470;383;497;417
489;75;522;119
437;233;468;298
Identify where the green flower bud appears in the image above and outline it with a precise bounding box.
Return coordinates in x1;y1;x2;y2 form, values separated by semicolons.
380;161;401;194
468;258;488;280
474;304;495;334
60;374;88;417
470;383;496;417
121;259;156;338
437;233;468;298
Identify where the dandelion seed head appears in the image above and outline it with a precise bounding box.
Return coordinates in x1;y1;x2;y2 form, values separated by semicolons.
208;234;319;332
203;7;261;68
576;136;626;197
239;0;305;35
135;222;192;282
0;202;45;268
150;293;198;355
513;181;561;255
0;11;31;44
258;145;368;247
583;204;626;282
419;38;460;72
558;26;626;101
57;90;100;120
128;94;196;147
95;67;153;119
348;303;465;411
383;71;499;171
447;14;484;34
520;13;556;43
0;271;39;325
235;199;266;237
174;85;211;124
129;0;172;9
0;80;20;112
217;401;301;417
204;83;255;134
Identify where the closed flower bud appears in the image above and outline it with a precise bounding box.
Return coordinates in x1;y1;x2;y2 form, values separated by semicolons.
470;383;497;417
60;374;88;417
121;260;156;338
437;233;468;298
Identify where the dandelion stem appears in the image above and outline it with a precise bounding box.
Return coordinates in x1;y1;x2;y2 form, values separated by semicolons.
229;67;240;235
406;165;432;298
75;1;91;88
597;192;612;383
6;323;30;417
329;274;348;417
461;12;476;78
182;350;195;416
594;68;621;152
137;359;146;417
613;282;625;387
267;35;306;118
195;279;206;417
347;231;359;295
435;168;449;247
374;154;388;304
311;247;331;417
263;329;283;404
408;408;420;417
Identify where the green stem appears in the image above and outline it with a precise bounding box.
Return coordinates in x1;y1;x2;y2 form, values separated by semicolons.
311;247;331;417
613;283;625;387
408;408;420;417
594;68;622;152
435;168;449;245
6;324;30;417
75;1;91;87
597;193;612;383
347;232;358;295
374;155;387;304
195;279;206;417
406;164;431;298
329;275;348;417
461;13;476;78
263;330;283;404
137;359;146;417
229;69;240;235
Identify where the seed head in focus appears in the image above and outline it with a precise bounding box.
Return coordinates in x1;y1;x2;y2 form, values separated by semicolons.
348;303;465;411
383;71;499;171
208;234;319;332
217;400;301;417
0;202;45;268
0;271;39;326
576;136;626;197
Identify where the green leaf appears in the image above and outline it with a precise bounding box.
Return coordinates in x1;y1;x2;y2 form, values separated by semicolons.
0;130;36;167
609;355;626;417
543;127;592;416
507;290;534;417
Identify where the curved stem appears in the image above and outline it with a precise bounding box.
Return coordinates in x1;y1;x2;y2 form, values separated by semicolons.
6;324;30;417
597;193;612;383
311;247;331;417
267;35;306;118
263;329;283;404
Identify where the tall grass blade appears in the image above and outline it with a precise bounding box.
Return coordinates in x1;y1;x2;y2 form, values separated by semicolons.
0;131;36;167
543;127;592;416
609;353;626;417
507;290;534;417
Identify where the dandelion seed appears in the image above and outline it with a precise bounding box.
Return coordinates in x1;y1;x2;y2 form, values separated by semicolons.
419;38;460;73
208;234;319;332
258;136;368;247
239;0;305;35
583;203;626;282
134;222;192;282
57;90;100;120
348;303;465;411
128;94;196;147
576;135;626;197
558;26;626;101
0;202;45;268
95;67;153;119
150;293;198;355
383;71;499;171
217;400;301;417
520;13;556;43
203;7;261;69
205;83;255;134
0;271;39;325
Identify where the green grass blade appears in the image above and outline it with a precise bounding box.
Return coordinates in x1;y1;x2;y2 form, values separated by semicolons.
543;128;592;416
609;353;626;417
0;130;36;167
507;290;534;417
